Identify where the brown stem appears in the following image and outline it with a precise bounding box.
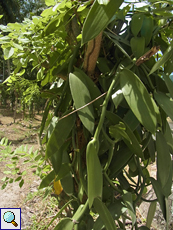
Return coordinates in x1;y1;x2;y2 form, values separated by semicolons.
83;32;103;77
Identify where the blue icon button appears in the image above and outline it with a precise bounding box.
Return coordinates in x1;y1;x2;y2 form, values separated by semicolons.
0;208;21;230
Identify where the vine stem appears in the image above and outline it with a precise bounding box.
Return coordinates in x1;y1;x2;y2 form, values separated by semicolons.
94;68;120;141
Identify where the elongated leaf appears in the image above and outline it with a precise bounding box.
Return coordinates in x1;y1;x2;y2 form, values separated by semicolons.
149;43;173;75
106;35;131;60
109;146;133;178
146;201;156;228
123;110;139;131
141;16;153;46
147;138;156;162
46;112;75;159
54;218;74;230
106;112;143;158
69;72;95;134
156;132;172;197
82;0;123;44
94;200;127;230
39;170;55;189
86;140;103;208
43;15;60;36
59;151;74;195
61;172;74;196
150;177;166;219
131;13;144;36
97;0;110;5
45;0;55;6
164;120;173;152
122;191;136;226
130;36;145;58
154;91;173;121
74;68;103;109
112;89;123;109
120;68;157;134
51;141;70;175
93;197;117;230
163;73;173;99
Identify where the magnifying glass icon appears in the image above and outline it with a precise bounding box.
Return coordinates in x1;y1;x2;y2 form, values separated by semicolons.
3;211;18;227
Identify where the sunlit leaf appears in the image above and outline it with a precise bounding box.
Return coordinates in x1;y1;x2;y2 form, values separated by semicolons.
69;72;95;134
4;47;14;59
120;68;157;133
82;0;123;44
93;197;117;230
154;91;173;121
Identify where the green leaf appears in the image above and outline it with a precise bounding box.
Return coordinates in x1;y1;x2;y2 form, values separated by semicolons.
109;146;133;178
130;36;145;58
60;151;74;196
54;218;74;230
122;191;136;226
112;89;123;109
16;69;25;76
54;163;71;181
93;197;117;230
4;47;14;59
13;42;23;50
154;91;173;121
86;140;103;208
131;13;144;36
39;100;52;137
120;68;157;134
82;0;123;44
156;132;172;197
123;110;139;131
141;16;153;46
51;141;70;175
97;0;110;5
164;120;173;152
149;43;173;75
106;112;143;158
45;0;55;6
109;123;131;142
37;67;44;81
39;170;55;189
43;15;60;36
94;200;127;230
74;68;103;109
163;73;173;99
15;176;22;182
46;112;75;159
146;201;156;228
69;72;95;134
150;177;166;219
61;172;74;196
19;179;24;188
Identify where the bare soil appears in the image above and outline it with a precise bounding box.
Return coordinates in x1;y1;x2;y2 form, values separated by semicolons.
0;106;42;229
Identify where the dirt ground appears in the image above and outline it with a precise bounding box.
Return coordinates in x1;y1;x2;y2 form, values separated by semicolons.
0;106;172;230
0;106;42;229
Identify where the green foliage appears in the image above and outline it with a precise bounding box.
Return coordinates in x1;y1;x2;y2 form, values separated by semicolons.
0;138;47;190
1;0;173;229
